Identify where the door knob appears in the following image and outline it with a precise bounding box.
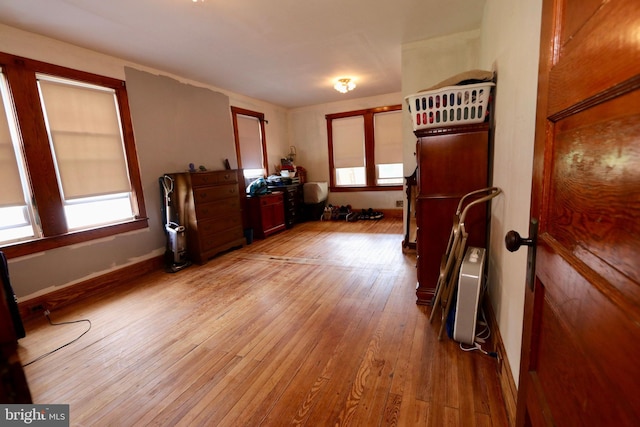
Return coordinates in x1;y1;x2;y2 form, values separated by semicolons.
505;219;539;291
505;230;535;252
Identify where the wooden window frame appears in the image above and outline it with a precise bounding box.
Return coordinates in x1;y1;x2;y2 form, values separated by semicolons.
0;52;148;259
326;104;403;192
231;106;268;177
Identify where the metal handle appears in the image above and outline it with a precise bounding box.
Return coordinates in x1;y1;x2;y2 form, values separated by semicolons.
505;230;535;252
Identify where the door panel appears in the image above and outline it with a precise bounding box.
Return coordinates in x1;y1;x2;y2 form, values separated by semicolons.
529;243;639;425
549;89;640;287
548;1;640;115
517;0;640;425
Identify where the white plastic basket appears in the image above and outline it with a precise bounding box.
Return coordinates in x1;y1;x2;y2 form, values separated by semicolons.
405;82;494;130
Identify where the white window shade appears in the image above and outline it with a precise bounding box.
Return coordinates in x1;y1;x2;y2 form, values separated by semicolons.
237;114;263;170
374;110;403;165
0;89;25;207
38;76;131;200
332;116;365;168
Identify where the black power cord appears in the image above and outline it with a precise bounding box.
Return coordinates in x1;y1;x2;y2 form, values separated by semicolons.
23;310;92;367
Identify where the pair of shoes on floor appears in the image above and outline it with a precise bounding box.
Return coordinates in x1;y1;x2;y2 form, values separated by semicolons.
323;204;355;221
359;208;384;220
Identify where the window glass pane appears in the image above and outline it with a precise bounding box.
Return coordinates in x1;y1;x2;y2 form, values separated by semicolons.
336;167;366;186
243;168;266;179
332;116;365;168
0;206;34;243
376;163;404;185
64;193;133;230
38;75;132;200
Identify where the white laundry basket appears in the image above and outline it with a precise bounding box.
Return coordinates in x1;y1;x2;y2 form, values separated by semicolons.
405;82;494;131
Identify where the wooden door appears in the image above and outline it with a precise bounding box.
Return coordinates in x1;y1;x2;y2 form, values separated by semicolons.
514;0;640;425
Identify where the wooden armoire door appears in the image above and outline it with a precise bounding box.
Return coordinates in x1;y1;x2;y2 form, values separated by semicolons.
415;123;489;305
511;0;640;425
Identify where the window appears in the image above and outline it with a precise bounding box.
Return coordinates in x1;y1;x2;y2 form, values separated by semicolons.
231;106;268;179
326;105;403;191
0;52;147;258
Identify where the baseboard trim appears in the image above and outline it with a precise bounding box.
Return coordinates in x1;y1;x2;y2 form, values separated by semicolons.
19;255;164;321
484;297;518;426
378;209;403;219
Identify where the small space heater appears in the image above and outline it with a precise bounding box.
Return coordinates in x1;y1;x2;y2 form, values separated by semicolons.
453;247;486;345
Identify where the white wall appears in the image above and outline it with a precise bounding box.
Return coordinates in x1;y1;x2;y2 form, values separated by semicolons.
288;93;404;210
399;30;482;235
479;0;543;387
0;24;288;299
401;30;481;175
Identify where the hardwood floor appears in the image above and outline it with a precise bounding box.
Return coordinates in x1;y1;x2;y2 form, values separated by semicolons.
17;218;509;426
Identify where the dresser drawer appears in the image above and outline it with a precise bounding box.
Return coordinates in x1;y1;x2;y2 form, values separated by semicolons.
193;184;239;204
198;216;242;238
190;170;237;187
201;226;244;252
259;192;283;206
194;197;241;219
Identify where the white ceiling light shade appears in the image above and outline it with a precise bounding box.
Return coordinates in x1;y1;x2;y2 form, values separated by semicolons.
334;78;356;93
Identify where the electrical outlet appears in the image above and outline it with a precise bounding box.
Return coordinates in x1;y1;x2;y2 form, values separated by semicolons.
29;304;45;313
395;200;403;208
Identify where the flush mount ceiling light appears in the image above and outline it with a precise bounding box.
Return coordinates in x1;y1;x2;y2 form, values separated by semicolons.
334;78;356;93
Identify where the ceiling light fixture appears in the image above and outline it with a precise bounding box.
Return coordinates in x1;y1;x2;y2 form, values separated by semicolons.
334;78;356;93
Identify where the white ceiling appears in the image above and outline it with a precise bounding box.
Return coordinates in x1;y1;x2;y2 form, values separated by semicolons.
0;0;485;108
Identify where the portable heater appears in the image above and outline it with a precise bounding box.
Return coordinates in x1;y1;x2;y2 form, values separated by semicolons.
453;247;486;345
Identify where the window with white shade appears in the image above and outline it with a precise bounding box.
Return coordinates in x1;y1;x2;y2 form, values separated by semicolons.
374;110;403;185
231;106;267;179
38;75;135;230
0;71;37;244
332;115;366;186
0;51;147;257
327;105;402;191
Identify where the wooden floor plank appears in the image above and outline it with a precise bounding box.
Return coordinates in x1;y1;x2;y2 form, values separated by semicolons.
17;218;509;426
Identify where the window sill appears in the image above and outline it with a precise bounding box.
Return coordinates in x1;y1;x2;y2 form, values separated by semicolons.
0;217;149;259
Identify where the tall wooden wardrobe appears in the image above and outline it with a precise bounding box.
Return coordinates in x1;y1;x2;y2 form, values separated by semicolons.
414;123;491;305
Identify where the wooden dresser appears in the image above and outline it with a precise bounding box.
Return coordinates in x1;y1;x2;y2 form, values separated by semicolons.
172;170;245;264
247;192;286;239
415;123;491;305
